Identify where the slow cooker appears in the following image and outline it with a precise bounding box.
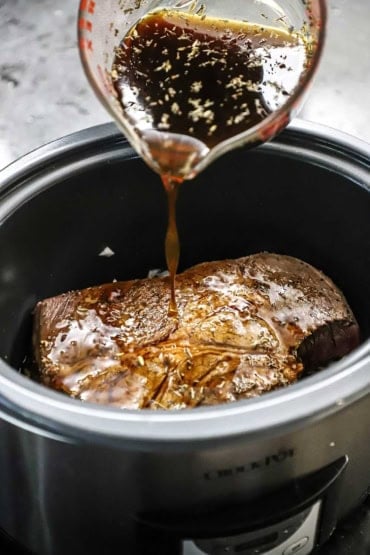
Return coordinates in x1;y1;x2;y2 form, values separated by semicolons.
0;120;369;555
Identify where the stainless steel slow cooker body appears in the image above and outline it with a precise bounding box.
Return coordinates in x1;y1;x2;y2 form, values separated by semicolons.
0;121;369;555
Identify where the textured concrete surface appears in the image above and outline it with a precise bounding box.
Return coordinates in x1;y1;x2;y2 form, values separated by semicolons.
0;0;369;170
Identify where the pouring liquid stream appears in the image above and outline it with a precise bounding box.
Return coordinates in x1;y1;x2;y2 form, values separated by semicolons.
112;9;309;315
163;175;182;317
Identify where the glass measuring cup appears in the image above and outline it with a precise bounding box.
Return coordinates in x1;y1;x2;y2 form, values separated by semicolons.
78;0;326;180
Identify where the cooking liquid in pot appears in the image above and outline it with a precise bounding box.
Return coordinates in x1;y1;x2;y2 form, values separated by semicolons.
113;10;308;314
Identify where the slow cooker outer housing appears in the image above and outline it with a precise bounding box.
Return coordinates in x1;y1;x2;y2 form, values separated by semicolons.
0;121;369;555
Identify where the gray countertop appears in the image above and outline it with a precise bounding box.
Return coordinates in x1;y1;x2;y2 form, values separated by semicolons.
0;0;369;170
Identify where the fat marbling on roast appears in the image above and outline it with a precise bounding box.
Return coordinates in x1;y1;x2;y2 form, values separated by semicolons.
34;253;360;409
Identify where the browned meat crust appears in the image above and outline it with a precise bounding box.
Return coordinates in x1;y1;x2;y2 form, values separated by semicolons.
34;253;360;409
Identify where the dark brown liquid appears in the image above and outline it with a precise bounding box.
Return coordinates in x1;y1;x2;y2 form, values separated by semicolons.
162;175;182;317
113;10;306;156
112;10;307;313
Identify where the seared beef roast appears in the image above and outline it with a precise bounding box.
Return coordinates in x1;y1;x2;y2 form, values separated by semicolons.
34;253;360;409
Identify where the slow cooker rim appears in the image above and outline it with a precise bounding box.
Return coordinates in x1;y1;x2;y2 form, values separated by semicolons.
0;120;369;193
0;351;369;445
0;120;369;445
